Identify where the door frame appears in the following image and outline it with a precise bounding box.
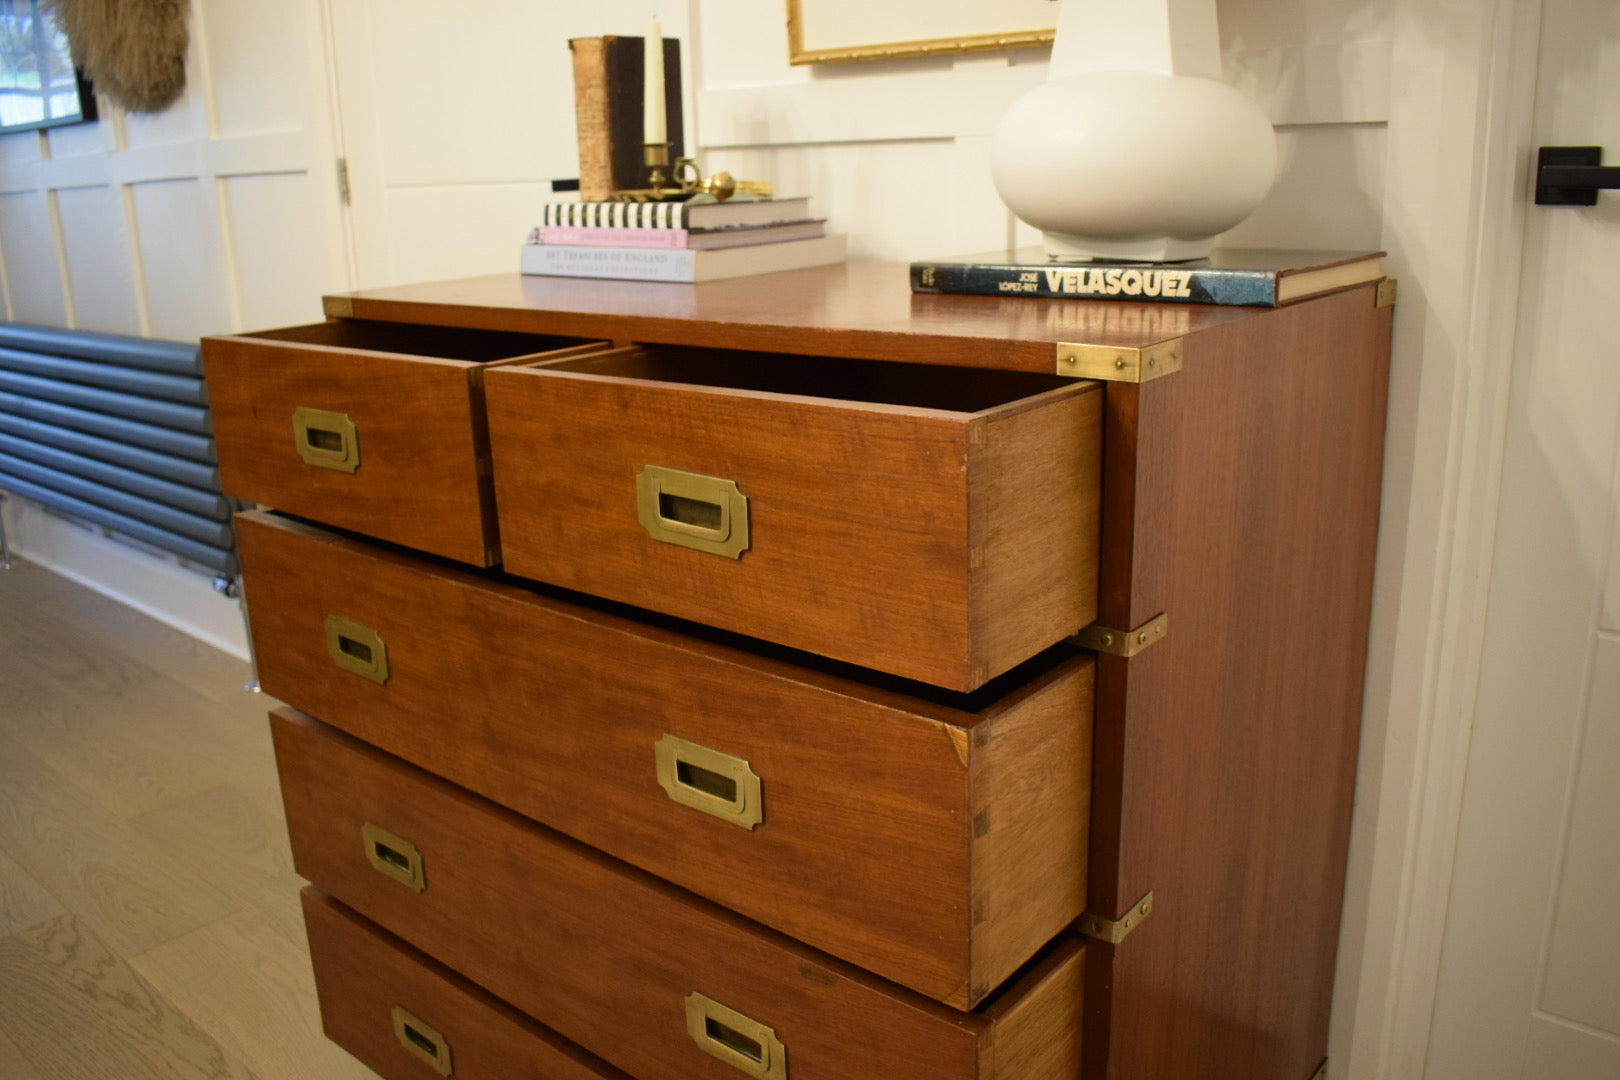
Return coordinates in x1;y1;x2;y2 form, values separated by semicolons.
1329;1;1545;1076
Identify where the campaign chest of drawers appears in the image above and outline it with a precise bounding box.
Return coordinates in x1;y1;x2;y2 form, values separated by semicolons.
205;262;1392;1080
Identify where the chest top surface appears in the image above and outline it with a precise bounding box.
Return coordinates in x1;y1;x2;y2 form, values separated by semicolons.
323;262;1270;374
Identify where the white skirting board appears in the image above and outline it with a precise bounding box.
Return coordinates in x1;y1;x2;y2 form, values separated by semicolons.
1;494;250;661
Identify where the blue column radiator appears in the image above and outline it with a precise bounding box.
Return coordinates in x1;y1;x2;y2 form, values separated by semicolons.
0;322;240;576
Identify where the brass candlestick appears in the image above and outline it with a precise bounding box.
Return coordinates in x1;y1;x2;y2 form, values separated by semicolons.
612;145;774;204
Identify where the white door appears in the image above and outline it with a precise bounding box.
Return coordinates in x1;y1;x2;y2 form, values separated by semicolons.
325;0;690;289
1421;0;1620;1075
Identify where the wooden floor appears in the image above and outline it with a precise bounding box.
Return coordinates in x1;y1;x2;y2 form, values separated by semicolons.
0;556;378;1080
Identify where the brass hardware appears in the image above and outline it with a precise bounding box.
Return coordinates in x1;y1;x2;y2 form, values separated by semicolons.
684;993;787;1079
1074;613;1168;658
363;822;426;892
1055;338;1184;383
636;465;750;559
325;615;390;685
391;1006;452;1075
1308;1062;1327;1080
292;406;360;473
1078;891;1154;944
322;295;355;318
616;150;772;204
655;735;763;829
1375;278;1398;308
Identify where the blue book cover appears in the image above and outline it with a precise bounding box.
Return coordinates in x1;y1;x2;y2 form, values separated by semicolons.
910;248;1385;307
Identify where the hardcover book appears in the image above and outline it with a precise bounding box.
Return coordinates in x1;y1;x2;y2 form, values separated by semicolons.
539;196;814;231
537;219;826;250
520;234;846;283
910;248;1386;307
570;35;684;201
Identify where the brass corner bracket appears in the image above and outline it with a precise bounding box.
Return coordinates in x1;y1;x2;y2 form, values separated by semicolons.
1375;278;1397;309
1079;891;1154;944
1056;338;1183;383
322;295;355;318
1073;612;1168;658
1309;1061;1328;1080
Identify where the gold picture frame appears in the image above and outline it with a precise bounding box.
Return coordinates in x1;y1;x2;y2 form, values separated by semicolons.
786;0;1055;65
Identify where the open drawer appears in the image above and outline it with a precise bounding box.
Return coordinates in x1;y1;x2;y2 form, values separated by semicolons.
483;345;1102;691
203;318;605;565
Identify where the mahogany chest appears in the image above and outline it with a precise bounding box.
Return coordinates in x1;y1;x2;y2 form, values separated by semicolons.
205;261;1391;1080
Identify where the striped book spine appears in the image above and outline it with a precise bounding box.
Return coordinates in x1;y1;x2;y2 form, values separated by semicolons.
541;201;686;229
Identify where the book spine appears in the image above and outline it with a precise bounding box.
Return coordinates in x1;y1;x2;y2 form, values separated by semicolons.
539;226;690;249
540;201;687;229
910;262;1281;306
521;243;695;282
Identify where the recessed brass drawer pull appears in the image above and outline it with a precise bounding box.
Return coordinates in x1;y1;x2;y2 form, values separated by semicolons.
685;992;786;1079
390;1005;452;1075
292;406;360;473
655;735;763;829
363;822;426;892
325;615;389;685
636;465;750;558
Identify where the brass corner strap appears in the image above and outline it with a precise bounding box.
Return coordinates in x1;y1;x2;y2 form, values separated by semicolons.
322;295;355;318
1375;278;1397;309
1309;1062;1328;1080
1055;338;1183;383
1073;612;1168;658
1079;891;1154;944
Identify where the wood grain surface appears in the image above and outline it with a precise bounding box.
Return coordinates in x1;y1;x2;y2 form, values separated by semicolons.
0;557;378;1079
238;509;1092;1008
203;320;603;566
485;347;1100;689
304;888;633;1080
272;706;1087;1080
1084;283;1392;1080
330;263;1264;373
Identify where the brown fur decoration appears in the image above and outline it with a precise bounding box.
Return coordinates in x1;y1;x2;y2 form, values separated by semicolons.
44;0;189;113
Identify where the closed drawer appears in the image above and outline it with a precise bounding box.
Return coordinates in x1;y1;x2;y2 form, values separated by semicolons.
239;509;1091;1009
273;708;1085;1080
484;346;1103;691
203;319;604;565
303;887;631;1080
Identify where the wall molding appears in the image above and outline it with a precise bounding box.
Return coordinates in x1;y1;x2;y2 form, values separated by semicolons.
1327;1;1543;1077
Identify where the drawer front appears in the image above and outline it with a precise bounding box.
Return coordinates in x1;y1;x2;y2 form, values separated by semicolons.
203;320;603;565
239;510;1092;1009
484;347;1102;691
303;888;630;1080
272;707;1086;1080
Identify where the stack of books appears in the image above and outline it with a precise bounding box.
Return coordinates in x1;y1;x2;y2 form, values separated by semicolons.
521;196;845;283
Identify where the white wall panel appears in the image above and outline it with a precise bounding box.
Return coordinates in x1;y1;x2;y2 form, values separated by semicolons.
54;185;142;333
225;172;335;329
204;0;310;136
382;184;558;284
0;191;68;323
1221;124;1387;250
129;179;232;340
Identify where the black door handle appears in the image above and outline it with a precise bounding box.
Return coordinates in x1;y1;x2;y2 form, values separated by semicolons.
1536;146;1620;205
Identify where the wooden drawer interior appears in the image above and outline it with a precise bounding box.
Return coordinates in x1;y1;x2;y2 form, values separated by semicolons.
203;319;605;565
486;345;1103;690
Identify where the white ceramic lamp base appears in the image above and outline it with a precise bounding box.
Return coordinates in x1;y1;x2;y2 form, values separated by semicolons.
990;0;1277;263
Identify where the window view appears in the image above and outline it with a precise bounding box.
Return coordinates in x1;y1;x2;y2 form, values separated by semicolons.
0;0;93;133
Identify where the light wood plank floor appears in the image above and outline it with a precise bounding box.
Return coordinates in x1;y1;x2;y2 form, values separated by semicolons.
0;556;379;1080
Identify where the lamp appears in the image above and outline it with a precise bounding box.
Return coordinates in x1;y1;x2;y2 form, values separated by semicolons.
990;0;1276;262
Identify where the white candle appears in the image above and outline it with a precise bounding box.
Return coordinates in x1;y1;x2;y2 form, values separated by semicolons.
644;16;667;144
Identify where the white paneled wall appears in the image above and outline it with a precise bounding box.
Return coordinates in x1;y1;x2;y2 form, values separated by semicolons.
0;0;347;655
